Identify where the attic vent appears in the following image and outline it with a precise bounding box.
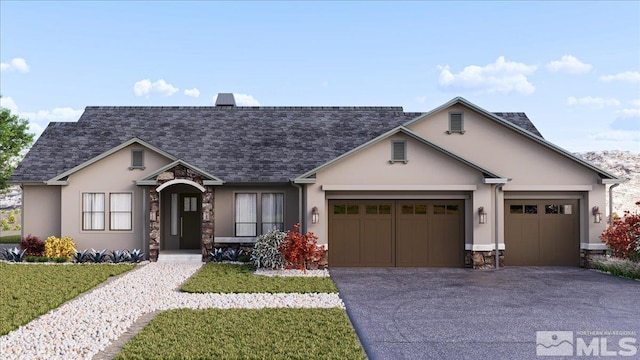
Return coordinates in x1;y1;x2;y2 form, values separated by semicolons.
215;93;236;107
447;112;465;134
390;140;408;164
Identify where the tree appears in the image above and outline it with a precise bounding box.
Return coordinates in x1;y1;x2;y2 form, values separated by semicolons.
0;98;34;191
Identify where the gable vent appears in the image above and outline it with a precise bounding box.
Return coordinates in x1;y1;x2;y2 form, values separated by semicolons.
390;140;408;163
215;93;236;107
448;112;465;134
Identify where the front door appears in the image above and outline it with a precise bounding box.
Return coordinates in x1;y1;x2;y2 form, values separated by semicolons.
180;194;201;249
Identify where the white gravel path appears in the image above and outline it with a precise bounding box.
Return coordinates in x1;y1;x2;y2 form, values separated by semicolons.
0;263;344;360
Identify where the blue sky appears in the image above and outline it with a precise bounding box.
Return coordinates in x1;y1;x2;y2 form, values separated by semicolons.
1;1;639;152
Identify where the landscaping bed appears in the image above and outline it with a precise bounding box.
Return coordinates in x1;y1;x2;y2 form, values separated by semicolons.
180;263;338;293
0;262;136;335
114;308;365;360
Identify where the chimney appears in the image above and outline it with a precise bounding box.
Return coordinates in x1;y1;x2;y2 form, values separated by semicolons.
215;93;236;107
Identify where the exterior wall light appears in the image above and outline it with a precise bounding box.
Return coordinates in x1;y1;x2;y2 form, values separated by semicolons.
478;206;487;224
312;206;320;224
592;206;602;223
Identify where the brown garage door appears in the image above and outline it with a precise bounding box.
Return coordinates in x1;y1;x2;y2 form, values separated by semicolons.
329;200;464;267
505;199;580;266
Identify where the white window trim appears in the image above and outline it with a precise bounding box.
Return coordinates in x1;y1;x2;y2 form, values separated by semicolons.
82;192;105;231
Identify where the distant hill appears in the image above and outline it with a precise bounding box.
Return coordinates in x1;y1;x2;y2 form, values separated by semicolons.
577;150;640;216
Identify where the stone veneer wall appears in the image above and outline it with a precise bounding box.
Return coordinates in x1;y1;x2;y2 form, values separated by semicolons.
148;165;214;262
580;249;607;268
465;250;505;269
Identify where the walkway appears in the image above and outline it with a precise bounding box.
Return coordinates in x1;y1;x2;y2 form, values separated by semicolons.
0;263;343;360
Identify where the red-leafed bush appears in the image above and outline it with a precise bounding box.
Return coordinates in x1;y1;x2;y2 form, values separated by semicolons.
20;234;45;257
601;201;640;262
279;223;326;270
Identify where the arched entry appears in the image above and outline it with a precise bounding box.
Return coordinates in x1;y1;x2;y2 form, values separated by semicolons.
147;167;215;261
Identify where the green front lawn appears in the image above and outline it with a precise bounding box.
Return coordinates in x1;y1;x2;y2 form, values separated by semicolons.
115;308;365;360
0;263;136;335
0;234;21;243
180;263;338;293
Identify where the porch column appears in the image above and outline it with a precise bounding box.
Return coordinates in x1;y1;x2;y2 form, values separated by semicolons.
201;186;215;261
149;189;160;261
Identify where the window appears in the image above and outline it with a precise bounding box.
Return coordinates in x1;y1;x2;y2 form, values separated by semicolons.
82;193;105;230
333;204;359;215
171;193;179;236
390;140;407;163
447;112;465;134
130;149;145;169
235;193;257;236
262;193;284;233
110;193;132;230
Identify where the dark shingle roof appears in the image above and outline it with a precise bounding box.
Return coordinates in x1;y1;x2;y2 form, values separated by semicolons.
492;112;542;138
10;106;540;183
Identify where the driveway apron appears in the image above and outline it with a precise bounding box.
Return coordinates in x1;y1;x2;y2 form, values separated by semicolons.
331;267;640;360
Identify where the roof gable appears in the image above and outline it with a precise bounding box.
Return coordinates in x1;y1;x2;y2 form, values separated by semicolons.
47;138;177;184
137;159;224;186
403;97;620;180
294;126;504;182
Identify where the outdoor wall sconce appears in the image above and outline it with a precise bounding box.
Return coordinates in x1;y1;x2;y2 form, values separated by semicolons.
478;206;487;224
592;206;602;223
312;206;320;224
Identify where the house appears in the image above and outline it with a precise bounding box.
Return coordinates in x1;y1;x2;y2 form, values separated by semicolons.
9;94;622;268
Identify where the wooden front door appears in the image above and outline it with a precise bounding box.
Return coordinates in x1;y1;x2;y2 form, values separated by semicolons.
180;194;201;249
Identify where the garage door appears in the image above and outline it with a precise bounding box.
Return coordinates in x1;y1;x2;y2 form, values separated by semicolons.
505;199;580;266
329;200;464;267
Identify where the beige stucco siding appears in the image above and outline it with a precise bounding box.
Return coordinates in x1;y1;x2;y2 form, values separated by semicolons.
306;132;490;246
407;106;600;186
22;185;61;240
214;185;300;238
407;105;608;246
60;144;172;250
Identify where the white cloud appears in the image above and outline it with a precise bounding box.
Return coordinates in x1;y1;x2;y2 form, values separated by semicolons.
133;79;179;97
233;93;260;106
631;99;640;107
590;130;640;142
599;71;640;83
545;55;592;74
0;57;30;73
0;96;19;113
567;96;620;109
184;88;200;98
320;81;329;88
437;56;537;95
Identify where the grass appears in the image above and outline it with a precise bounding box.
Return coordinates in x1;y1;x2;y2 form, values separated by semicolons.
591;255;640;279
115;308;365;360
180;263;338;293
0;234;21;243
0;262;136;335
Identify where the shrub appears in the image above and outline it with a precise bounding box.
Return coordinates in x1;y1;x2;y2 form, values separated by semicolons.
4;247;26;262
279;224;326;270
591;255;640;279
1;219;9;231
53;256;68;263
44;236;77;260
25;256;49;263
128;249;145;263
73;249;89;263
600;201;640;261
88;249;108;263
13;225;21;231
252;228;287;269
209;247;245;262
20;234;45;257
7;210;16;224
110;250;130;263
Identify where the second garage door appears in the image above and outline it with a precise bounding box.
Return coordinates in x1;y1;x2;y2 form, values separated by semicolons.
505;199;580;266
329;200;464;267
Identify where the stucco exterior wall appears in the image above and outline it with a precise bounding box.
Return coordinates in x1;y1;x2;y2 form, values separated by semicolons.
22;185;61;240
60;144;172;250
306;132;489;246
407;106;600;186
214;185;300;238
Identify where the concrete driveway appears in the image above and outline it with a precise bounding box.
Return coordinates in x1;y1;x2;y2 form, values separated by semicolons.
331;267;640;360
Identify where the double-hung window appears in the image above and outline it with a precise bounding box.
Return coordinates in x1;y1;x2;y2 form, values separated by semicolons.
235;192;284;236
110;193;132;230
82;193;105;230
261;193;284;233
235;193;257;236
